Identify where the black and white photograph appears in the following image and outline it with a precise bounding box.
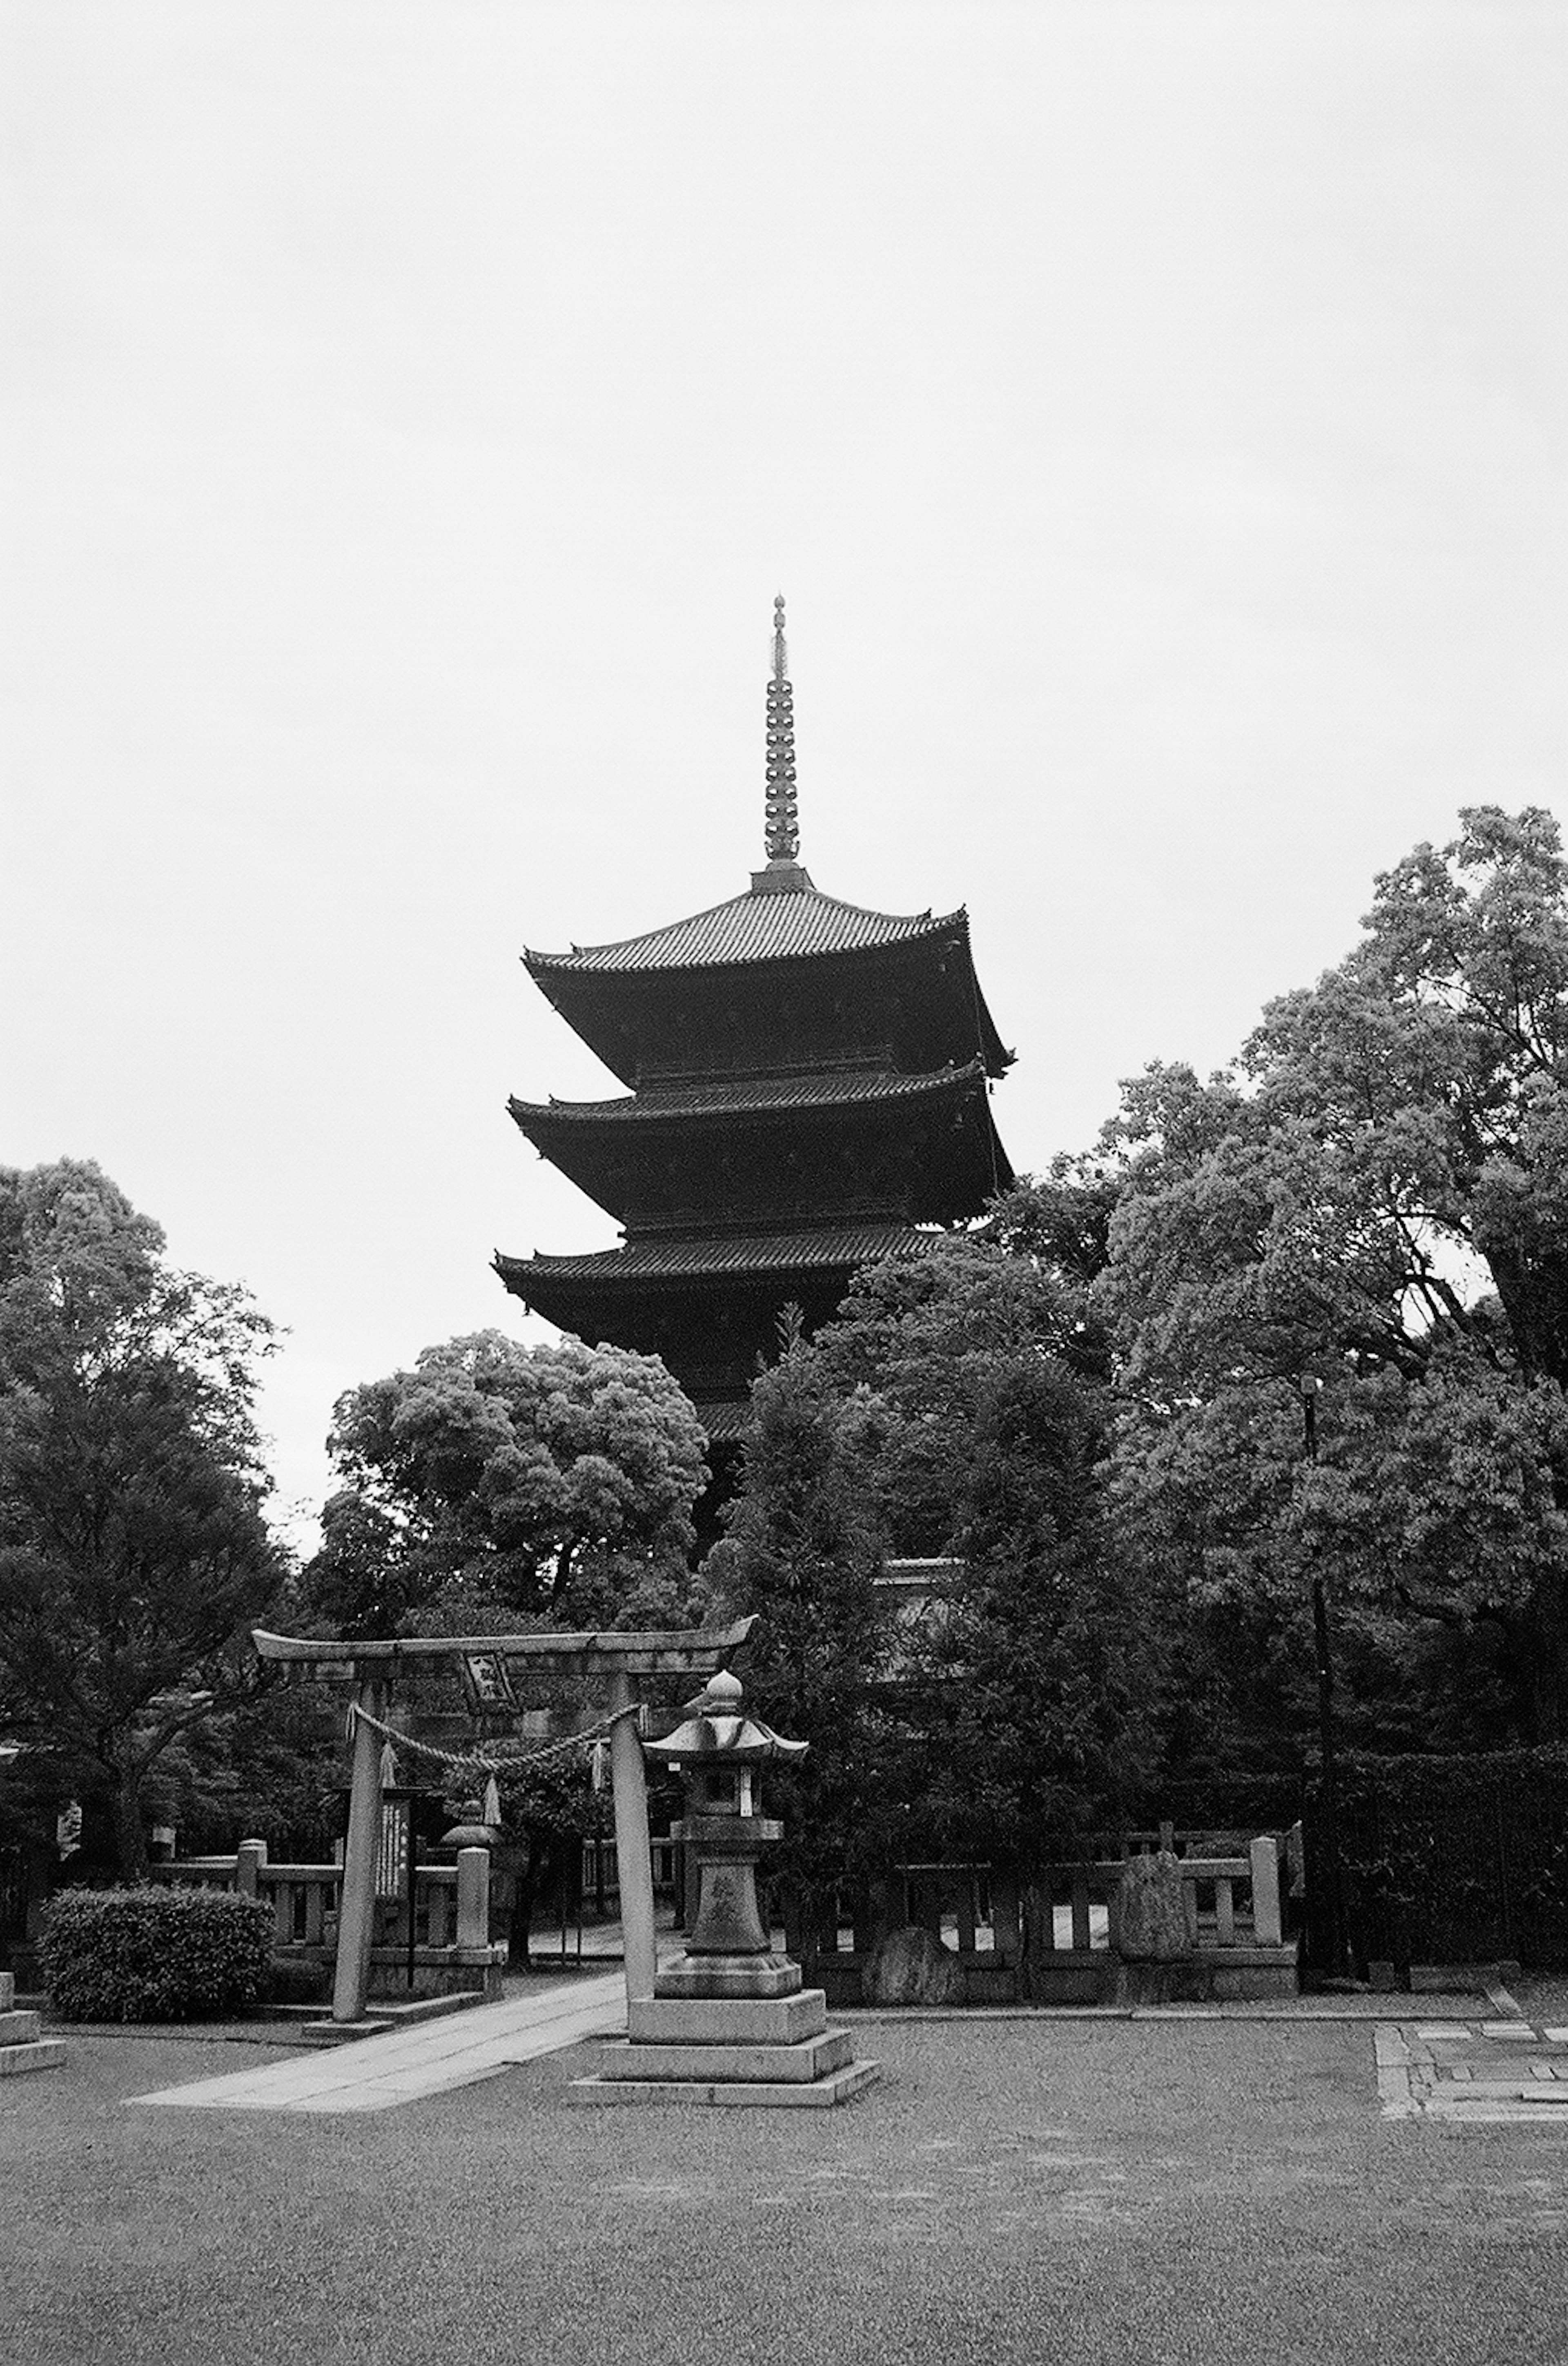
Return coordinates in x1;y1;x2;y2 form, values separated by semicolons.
3;6;1567;2361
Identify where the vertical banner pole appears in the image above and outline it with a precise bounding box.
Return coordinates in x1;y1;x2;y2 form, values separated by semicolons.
608;1674;657;2007
332;1681;386;2025
406;1794;418;1992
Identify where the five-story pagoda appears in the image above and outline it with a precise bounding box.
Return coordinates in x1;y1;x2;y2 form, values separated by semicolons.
496;600;1014;1439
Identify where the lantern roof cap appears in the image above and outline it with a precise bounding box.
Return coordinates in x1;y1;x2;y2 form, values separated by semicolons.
644;1670;808;1766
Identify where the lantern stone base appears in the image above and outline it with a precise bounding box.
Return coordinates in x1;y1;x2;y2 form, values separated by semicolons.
572;2059;881;2108
629;1989;831;2045
573;1961;880;2107
654;1949;803;1999
589;2025;855;2085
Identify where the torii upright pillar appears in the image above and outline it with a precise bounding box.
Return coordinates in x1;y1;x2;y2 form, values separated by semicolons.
332;1679;387;2025
252;1617;758;2027
608;1672;657;2004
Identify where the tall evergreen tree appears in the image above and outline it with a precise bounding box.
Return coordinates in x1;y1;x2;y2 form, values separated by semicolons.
0;1161;284;1876
713;1322;888;1901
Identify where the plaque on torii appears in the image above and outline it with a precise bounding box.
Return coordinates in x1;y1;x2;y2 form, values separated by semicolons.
251;1617;757;2027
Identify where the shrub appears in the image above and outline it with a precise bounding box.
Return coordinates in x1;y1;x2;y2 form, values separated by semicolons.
266;1954;330;2007
40;1884;274;2022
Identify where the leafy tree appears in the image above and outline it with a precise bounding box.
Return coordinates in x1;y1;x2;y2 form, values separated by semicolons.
713;1256;1151;1889
815;1247;1152;1853
0;1161;285;1876
300;1333;712;1956
305;1332;710;1637
1094;808;1568;1753
817;1236;1108;1557
710;1322;888;1904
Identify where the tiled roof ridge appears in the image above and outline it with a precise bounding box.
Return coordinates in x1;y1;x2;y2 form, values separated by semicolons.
508;1058;989;1125
495;1222;941;1285
523;884;965;974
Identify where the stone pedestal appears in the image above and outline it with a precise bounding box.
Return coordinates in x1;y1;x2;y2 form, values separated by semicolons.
0;1971;65;2078
574;1952;877;2108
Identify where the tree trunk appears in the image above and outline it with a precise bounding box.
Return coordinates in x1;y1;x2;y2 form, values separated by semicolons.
111;1749;149;1882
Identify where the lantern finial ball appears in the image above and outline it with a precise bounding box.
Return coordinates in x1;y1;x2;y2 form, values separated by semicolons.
703;1669;744;1711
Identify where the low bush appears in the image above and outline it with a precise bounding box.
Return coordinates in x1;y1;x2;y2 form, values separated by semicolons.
266;1954;330;2006
40;1884;274;2022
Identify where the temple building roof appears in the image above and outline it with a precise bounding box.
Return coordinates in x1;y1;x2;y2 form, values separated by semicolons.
507;1058;1010;1231
508;1059;992;1125
497;1221;935;1289
525;885;960;976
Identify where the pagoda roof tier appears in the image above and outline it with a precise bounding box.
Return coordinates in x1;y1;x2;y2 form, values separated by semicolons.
524;890;1012;1087
498;1224;937;1406
497;1220;935;1291
526;883;956;973
510;1063;989;1122
506;1060;1011;1229
692;1401;755;1444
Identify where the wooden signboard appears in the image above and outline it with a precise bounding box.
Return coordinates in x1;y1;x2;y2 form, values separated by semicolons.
376;1796;410;1903
460;1653;520;1718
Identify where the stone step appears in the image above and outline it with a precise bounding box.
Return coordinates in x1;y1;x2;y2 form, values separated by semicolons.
298;1990;484;2045
573;2057;881;2109
602;2026;855;2085
0;2039;66;2077
0;2010;42;2045
298;2017;396;2045
628;1989;829;2048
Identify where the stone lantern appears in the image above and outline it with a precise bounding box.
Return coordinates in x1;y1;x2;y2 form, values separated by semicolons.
571;1669;878;2107
646;1668;804;1983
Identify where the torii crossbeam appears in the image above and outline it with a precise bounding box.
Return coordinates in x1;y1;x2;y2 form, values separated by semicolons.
252;1617;757;2025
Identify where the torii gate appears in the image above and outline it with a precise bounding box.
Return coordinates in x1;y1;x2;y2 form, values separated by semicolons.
251;1616;757;2024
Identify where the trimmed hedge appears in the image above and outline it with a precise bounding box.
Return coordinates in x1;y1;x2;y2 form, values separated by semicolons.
40;1885;274;2022
1306;1747;1568;1972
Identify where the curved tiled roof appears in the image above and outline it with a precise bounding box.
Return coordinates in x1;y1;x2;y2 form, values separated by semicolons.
497;1223;937;1287
508;1061;989;1127
526;886;962;974
693;1401;755;1444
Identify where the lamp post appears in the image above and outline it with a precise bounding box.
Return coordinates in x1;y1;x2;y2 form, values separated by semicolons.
1300;1376;1348;1980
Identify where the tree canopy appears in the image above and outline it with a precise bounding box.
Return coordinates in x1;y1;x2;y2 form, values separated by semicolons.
819;1247;1152;1851
0;1160;285;1874
714;1253;1154;1875
1078;807;1568;1756
712;1321;889;1897
305;1330;710;1637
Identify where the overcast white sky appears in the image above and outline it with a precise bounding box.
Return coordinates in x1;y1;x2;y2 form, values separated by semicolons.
4;2;1566;1546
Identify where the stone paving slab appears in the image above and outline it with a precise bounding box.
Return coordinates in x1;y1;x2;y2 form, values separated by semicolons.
128;1972;627;2114
1375;2017;1568;2125
0;2036;66;2076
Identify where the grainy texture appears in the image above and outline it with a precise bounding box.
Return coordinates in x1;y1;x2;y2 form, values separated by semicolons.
4;2018;1568;2366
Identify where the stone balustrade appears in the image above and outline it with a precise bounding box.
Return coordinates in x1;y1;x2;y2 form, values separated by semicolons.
792;1829;1298;2006
149;1838;502;1997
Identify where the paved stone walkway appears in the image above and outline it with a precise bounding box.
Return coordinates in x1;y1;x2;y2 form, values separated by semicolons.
1375;2017;1568;2123
128;1972;627;2114
122;1959;1541;2128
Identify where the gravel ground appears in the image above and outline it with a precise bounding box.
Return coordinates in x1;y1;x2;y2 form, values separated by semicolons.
1513;1973;1568;2023
5;2017;1568;2366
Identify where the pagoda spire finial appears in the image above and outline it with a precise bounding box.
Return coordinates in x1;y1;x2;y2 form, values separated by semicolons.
764;593;800;865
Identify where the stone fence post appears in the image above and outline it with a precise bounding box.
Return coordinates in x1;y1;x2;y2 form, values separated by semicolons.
235;1838;267;1900
456;1847;490;1952
1250;1833;1283;1946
